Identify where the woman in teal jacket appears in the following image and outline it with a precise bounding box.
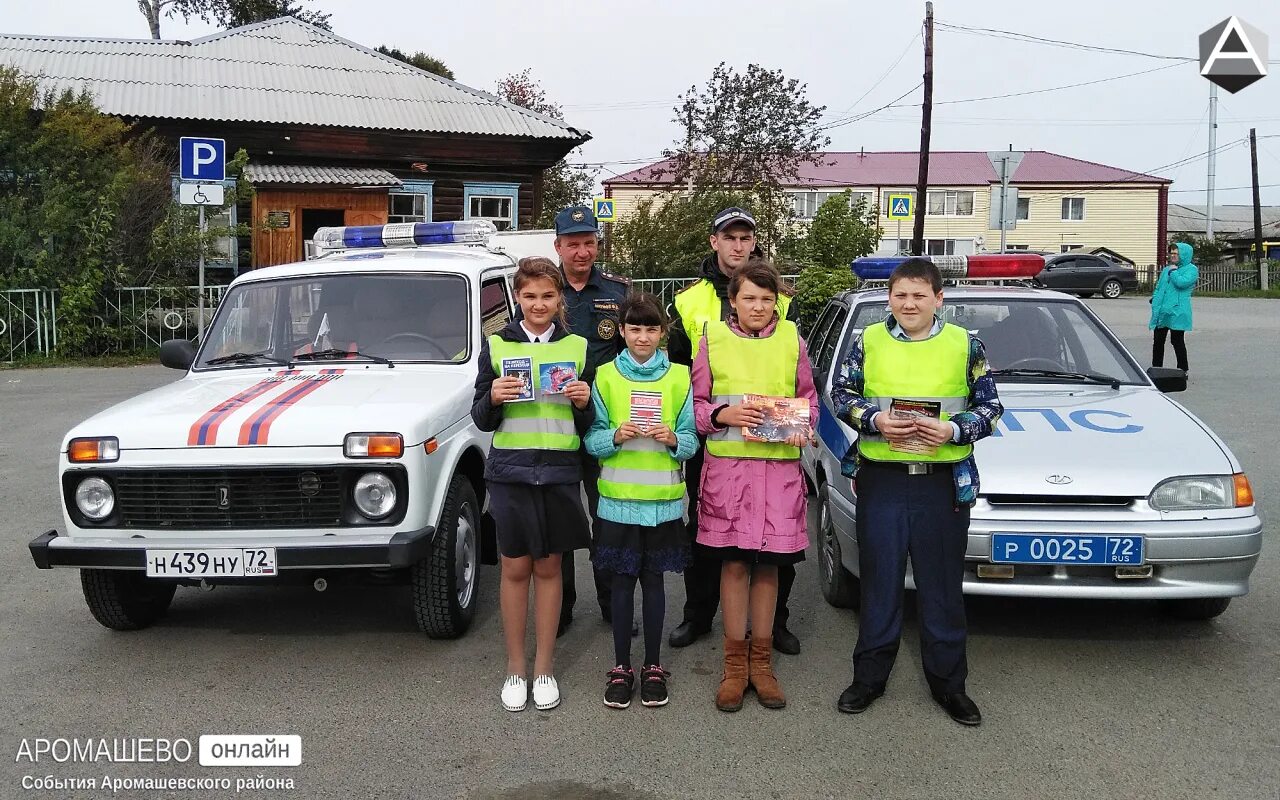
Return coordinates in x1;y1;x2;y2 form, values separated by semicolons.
1150;241;1198;371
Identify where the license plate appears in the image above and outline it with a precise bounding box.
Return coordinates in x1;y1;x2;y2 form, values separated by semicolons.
145;548;277;578
990;534;1143;566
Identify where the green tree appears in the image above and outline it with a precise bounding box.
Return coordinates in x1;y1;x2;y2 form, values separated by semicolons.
1171;232;1230;267
610;189;760;279
375;46;454;81
136;0;331;39
494;69;596;227
784;191;882;270
663;62;830;249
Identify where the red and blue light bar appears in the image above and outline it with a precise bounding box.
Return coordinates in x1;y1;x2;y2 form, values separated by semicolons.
313;220;497;251
851;253;1045;281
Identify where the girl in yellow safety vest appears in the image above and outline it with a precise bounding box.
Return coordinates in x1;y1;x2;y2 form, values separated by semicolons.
692;260;818;712
471;257;594;713
585;293;699;710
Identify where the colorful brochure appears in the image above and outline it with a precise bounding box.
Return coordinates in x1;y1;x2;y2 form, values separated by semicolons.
629;390;664;432
741;394;811;443
539;361;578;395
500;357;534;402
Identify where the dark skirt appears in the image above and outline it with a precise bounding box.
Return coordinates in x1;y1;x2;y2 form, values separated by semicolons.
488;481;590;560
702;544;807;567
592;518;690;577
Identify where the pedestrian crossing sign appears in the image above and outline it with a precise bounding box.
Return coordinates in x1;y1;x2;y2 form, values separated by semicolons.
887;193;913;220
593;197;616;222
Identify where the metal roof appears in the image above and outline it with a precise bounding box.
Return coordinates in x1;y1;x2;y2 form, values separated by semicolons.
244;164;401;186
1167;203;1280;236
0;18;587;141
605;151;1170;187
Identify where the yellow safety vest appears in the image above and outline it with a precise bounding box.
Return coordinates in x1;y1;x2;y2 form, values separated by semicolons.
704;319;801;460
857;322;973;464
488;334;587;451
594;362;689;501
674;279;793;359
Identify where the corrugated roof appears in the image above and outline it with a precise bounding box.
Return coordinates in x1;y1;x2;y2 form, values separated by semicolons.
604;151;1170;187
0;18;587;141
244;164;401;186
1168;203;1280;235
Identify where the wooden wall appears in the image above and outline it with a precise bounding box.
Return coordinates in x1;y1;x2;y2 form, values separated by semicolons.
252;189;388;267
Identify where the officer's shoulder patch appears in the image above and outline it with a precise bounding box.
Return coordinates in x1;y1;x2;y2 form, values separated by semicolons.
599;270;630;286
674;279;708;296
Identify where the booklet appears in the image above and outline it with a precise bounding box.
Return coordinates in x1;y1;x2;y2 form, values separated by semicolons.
629;390;664;432
741;394;811;443
539;361;578;395
887;398;942;456
500;357;534;402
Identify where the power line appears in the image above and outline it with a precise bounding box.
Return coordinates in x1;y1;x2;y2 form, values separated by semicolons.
936;62;1184;106
819;82;923;131
833;29;921;116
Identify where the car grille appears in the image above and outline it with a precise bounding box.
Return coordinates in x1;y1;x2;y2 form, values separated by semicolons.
112;468;344;529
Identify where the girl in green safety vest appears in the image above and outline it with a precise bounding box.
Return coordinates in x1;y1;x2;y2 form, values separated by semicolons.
471;257;594;713
692;260;818;713
584;293;699;710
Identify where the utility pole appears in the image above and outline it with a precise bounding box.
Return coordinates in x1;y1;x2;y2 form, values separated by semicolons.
1206;83;1218;238
1251;128;1268;290
911;1;933;256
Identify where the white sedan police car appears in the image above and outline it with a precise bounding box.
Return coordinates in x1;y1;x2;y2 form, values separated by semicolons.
29;221;532;635
805;255;1262;621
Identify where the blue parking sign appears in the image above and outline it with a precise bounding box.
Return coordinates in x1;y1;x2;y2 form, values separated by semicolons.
180;137;226;182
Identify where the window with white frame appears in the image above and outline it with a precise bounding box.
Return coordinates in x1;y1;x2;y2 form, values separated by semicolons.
464;183;518;231
790;190;871;219
1016;197;1030;221
897;238;960;256
388;193;427;223
926;190;974;216
1061;197;1085;221
1004;244;1030;251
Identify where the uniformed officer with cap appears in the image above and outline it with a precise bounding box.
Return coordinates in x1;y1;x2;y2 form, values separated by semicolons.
550;205;630;636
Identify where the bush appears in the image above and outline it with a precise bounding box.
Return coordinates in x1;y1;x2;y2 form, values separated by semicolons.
794;265;859;334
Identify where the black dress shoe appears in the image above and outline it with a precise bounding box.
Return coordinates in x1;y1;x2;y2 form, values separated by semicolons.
837;682;883;714
932;692;982;726
772;625;801;655
668;620;710;648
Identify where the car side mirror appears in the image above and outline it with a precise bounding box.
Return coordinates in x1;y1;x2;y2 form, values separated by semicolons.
1147;366;1187;393
160;339;196;370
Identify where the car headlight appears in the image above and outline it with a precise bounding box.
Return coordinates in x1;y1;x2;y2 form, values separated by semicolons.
353;471;397;519
75;477;115;521
1149;475;1250;510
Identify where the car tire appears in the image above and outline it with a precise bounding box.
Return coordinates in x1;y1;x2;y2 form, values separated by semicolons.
1101;279;1123;299
412;474;480;638
80;569;176;631
817;484;860;610
1160;597;1231;621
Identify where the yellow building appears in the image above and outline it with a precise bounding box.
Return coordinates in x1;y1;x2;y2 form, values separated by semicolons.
603;151;1171;266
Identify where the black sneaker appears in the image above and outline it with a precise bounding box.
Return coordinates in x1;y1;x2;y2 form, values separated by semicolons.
640;665;670;707
603;666;635;709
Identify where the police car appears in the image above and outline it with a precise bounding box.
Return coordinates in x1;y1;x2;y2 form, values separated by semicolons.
29;220;536;635
805;254;1262;621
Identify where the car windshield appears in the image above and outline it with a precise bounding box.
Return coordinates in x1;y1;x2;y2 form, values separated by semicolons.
846;297;1147;384
196;272;470;369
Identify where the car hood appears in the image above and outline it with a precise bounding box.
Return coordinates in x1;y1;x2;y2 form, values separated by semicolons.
63;366;474;450
974;385;1232;497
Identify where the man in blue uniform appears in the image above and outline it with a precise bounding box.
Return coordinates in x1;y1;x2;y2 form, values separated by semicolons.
551;206;630;636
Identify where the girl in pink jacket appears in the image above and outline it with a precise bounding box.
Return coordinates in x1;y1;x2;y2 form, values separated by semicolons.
692;260;818;712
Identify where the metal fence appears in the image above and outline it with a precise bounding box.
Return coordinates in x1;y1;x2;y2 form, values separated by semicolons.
1135;264;1279;293
629;274;798;308
2;285;228;362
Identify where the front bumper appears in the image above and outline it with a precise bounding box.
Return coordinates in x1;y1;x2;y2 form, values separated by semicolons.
28;526;436;572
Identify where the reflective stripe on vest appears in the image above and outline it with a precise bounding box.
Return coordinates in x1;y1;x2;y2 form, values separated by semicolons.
857;321;974;464
594;361;689;501
488;334;588;451
674;279;793;358
704;320;801;460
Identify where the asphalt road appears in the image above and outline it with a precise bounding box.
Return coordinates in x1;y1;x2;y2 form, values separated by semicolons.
1;297;1276;800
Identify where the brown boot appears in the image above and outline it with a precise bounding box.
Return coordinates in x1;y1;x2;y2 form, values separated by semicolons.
748;636;787;709
715;638;750;712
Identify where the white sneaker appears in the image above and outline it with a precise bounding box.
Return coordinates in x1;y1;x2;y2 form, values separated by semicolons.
532;675;560;710
501;675;527;712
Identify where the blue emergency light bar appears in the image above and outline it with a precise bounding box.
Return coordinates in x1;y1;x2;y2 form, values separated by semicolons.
313;220;498;251
851;253;1045;281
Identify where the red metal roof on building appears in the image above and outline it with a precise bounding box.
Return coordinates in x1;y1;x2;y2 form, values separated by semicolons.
603;151;1170;187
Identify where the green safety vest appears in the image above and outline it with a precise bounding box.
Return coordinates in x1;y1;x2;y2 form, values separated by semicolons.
704;319;801;461
594;362;690;501
857;321;974;464
488;334;588;451
674;279;793;358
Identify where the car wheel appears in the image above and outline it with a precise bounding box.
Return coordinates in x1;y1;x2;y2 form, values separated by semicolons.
80;569;176;631
1102;279;1123;299
412;474;480;638
1160;597;1231;621
817;485;860;609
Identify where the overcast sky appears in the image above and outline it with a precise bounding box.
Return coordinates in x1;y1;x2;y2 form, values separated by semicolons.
7;0;1280;207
